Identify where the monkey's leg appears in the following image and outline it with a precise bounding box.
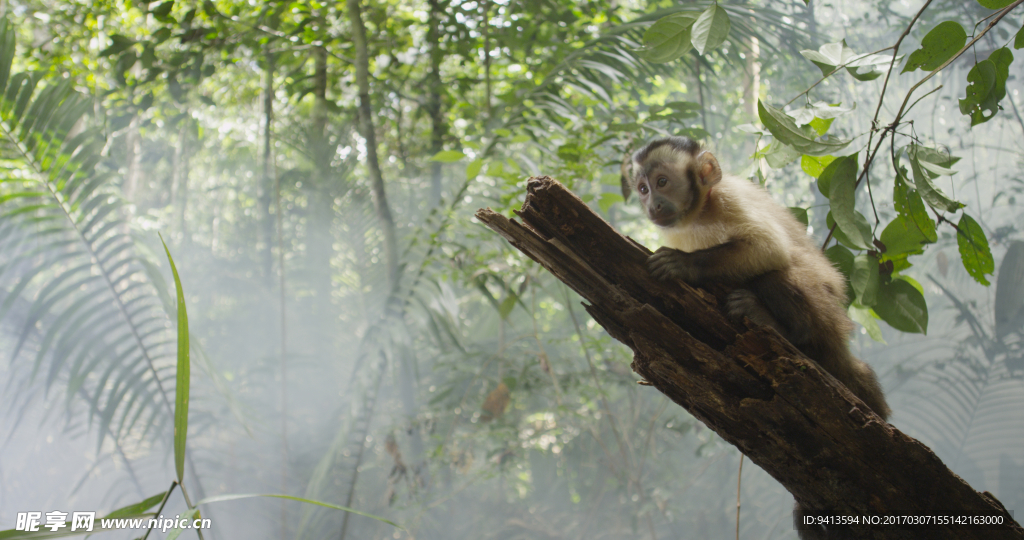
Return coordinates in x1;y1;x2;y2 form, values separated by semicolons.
743;271;816;347
725;289;789;336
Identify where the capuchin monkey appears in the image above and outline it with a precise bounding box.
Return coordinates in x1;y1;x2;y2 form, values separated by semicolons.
626;136;889;540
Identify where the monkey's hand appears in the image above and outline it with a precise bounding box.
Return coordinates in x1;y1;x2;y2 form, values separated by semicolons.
647;247;702;283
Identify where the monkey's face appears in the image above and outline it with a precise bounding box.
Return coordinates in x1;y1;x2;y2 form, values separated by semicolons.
632;146;701;227
629;138;723;228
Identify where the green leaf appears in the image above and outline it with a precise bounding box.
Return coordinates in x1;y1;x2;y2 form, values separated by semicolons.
821;153;872;249
498;293;517;320
987;48;1013;102
609;122;642;131
908;149;964;212
892;171;938;244
873;278;928;334
801;154;836;178
757;100;850;156
151;1;175;18
665;101;702;114
691;5;731;55
827;210;872;252
599;192;624;213
808;116;834;136
917;160;957;177
764;140;801;168
880;215;931;258
978;0;1014;7
677;126;710;140
849;303;885;343
99;34;136;57
160;234;190;484
196;493;402;528
430;150;465;163
825;244;855;304
958;60;997;125
1015;25;1024;49
466;158;483;180
788;207;809;227
851;253;880;306
164;508;198;540
956;213;995;286
104;492;168;519
902;21;967;73
641;13;697;63
800;41;895;79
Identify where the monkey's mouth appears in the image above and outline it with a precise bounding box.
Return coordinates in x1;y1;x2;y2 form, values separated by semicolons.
650;212;681;228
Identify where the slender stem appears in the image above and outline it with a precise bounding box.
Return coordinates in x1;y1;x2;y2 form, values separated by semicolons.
735;455;744;540
785;46;894;108
892;0;1024;124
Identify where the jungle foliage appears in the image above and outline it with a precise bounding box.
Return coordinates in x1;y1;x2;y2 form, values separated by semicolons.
1;0;1023;538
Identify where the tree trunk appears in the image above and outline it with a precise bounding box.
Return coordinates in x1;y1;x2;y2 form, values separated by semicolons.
260;47;276;288
475;176;1023;540
306;42;333;310
348;0;397;287
426;0;445;207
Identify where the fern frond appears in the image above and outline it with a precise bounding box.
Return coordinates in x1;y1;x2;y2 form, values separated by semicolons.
0;16;177;448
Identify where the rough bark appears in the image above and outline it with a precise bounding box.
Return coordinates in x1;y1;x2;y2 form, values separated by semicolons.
475;176;1022;540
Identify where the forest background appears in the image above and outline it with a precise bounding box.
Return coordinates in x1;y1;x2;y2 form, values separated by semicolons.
1;0;1023;538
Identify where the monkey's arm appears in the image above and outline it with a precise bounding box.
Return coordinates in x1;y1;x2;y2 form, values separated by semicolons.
647;237;789;285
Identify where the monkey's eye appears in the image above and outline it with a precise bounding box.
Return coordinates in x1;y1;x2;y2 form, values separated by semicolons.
657;177;668;187
638;184;649;195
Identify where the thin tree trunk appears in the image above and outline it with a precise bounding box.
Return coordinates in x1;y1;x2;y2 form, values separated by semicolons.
482;0;491;119
695;56;708;135
260;48;276;288
348;0;398;287
426;0;445;207
306;41;333;308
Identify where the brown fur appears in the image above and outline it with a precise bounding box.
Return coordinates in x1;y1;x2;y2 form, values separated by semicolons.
630;136;889;540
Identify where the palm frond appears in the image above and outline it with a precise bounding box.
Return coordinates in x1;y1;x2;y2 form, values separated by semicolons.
0;16;177;448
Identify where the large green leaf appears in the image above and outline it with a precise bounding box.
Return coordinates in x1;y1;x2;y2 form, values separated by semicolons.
958;60;997;125
873;278;928;334
957;213;994;286
160;236;190;484
823;153;872;250
851;253;880;307
758;100;850;156
902;21;967;73
641;14;697;63
691;5;731;55
907;147;964;212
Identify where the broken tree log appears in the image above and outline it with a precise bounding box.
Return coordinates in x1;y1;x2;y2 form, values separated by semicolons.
475;176;1021;539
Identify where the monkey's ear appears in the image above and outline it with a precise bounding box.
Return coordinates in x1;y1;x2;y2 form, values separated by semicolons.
620;155;632;200
697;151;723;187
